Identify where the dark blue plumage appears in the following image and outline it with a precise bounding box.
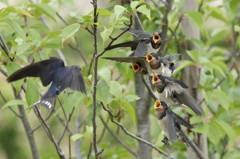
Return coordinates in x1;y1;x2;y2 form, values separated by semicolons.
7;57;86;109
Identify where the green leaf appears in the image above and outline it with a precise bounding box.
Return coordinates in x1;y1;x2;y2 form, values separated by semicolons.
114;5;126;20
185;11;203;28
212;90;230;110
123;94;140;102
174;60;195;73
61;23;80;41
96;80;110;104
2;100;27;109
89;8;111;17
29;3;56;21
26;79;40;106
4;18;25;38
186;50;199;62
100;27;113;44
119;100;136;124
209;8;228;23
136;5;151;20
110;81;122;99
71;133;84;141
98;67;111;85
6;62;22;93
215;119;236;142
130;1;140;9
207;122;223;146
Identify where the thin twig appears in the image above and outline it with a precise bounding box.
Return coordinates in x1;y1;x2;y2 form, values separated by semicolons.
58;107;75;145
180;129;206;159
99;116;139;158
34;107;66;159
101;103;172;158
97;116;109;144
87;143;93;159
56;12;68;25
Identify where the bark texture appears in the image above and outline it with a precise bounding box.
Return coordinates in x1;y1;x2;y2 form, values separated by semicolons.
181;0;208;158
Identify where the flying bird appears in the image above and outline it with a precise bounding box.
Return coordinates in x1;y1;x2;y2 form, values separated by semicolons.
103;53;180;76
154;100;192;144
151;74;202;115
106;29;163;51
7;57;86;109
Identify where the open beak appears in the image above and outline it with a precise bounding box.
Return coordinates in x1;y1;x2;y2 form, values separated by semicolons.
152;75;159;84
152;33;161;44
132;63;141;72
146;53;153;63
154;100;161;110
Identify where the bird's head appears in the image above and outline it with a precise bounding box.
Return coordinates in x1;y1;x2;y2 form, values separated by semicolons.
152;32;162;44
151;74;164;86
132;63;142;72
146;53;158;65
154;100;165;112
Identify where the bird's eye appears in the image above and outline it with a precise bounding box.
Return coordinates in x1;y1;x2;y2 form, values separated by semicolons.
170;63;174;67
164;63;167;66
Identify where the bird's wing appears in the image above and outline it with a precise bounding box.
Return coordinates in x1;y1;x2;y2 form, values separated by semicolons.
102;56;146;63
7;57;64;86
106;41;139;51
165;81;184;95
59;66;86;94
164;76;188;88
127;29;152;40
175;90;203;115
134;41;148;57
169;110;192;128
166;111;178;142
162;54;180;62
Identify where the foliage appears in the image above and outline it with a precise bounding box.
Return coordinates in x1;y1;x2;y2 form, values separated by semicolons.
0;0;239;159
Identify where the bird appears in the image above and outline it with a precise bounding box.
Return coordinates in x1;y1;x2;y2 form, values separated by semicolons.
7;57;86;109
151;74;203;115
106;29;163;51
154;100;192;144
103;52;180;77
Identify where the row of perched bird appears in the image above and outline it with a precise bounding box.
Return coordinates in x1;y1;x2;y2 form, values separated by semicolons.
2;28;202;145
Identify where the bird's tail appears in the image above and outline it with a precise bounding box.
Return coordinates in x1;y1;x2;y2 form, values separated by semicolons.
26;94;57;110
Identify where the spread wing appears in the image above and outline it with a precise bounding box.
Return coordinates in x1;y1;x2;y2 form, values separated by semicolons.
106;41;139;51
166;111;178;142
58;66;86;94
7;57;64;86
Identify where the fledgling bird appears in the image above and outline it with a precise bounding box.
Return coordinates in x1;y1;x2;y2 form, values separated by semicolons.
7;57;86;109
103;52;180;77
151;74;202;115
154;100;192;144
106;29;163;51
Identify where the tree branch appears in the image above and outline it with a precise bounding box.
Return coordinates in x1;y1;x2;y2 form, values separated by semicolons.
99;116;139;158
101;103;173;158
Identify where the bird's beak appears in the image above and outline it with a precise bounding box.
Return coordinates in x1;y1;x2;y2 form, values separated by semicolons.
132;63;141;72
146;53;153;63
152;75;159;84
154;100;161;110
152;33;161;44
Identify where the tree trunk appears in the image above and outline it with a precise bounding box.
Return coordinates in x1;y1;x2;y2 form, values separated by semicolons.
181;0;208;159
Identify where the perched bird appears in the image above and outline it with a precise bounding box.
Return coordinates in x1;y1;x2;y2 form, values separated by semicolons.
106;29;163;51
7;57;86;109
103;52;180;76
151;74;202;115
154;100;192;144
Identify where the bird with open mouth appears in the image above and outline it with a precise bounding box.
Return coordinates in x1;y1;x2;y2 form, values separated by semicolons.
151;74;203;115
7;57;86;109
154;100;192;144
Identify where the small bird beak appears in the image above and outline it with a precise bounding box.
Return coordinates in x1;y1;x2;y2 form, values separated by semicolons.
152;33;161;44
152;75;159;84
146;53;153;63
132;63;141;72
154;100;161;110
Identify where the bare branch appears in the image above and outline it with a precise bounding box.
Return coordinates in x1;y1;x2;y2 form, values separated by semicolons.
101;103;172;158
99;116;138;158
180;130;206;159
34;107;66;159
